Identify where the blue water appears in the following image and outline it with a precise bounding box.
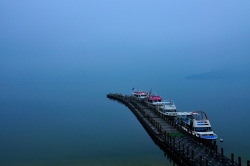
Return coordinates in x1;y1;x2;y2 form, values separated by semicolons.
0;76;250;165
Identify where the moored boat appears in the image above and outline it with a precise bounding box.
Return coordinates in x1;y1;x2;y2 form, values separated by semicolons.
131;91;147;99
145;94;177;116
176;111;217;140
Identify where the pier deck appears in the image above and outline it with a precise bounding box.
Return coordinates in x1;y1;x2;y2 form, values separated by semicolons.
107;93;243;166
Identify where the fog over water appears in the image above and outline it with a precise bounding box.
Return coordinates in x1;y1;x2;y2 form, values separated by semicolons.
0;0;250;165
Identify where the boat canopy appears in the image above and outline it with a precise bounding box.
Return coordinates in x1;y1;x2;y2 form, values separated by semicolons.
133;92;147;95
191;111;208;121
148;96;162;101
176;112;192;116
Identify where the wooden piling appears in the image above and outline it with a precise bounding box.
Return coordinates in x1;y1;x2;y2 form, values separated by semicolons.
206;159;208;166
221;148;224;160
215;145;218;156
192;150;194;162
238;157;241;166
200;155;202;166
209;144;212;155
231;153;234;165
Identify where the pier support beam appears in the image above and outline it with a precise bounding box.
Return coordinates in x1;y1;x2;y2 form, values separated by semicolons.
221;148;224;160
192;150;194;162
231;153;234;165
238;157;241;166
215;145;218;156
206;159;208;166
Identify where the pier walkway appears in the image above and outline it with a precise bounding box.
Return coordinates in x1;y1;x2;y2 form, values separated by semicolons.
107;93;246;166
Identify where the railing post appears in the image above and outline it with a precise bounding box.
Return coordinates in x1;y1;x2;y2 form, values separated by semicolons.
192;150;194;162
221;148;224;160
215;145;218;156
238;156;241;166
231;153;234;165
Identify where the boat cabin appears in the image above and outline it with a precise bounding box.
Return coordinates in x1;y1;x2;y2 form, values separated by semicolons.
132;92;147;99
176;111;217;140
146;96;164;106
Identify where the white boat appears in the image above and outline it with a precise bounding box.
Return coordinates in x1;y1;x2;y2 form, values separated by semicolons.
145;95;164;106
176;111;217;140
145;95;177;116
131;91;147;99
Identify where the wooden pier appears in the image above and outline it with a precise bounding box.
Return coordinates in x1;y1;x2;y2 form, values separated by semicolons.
107;93;248;166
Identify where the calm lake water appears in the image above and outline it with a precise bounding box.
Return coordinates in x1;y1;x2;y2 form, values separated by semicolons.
0;76;250;166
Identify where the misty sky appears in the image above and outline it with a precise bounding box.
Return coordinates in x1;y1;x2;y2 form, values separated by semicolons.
1;0;250;81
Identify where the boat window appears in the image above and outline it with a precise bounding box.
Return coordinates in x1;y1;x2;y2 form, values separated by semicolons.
206;127;212;131
195;127;212;132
